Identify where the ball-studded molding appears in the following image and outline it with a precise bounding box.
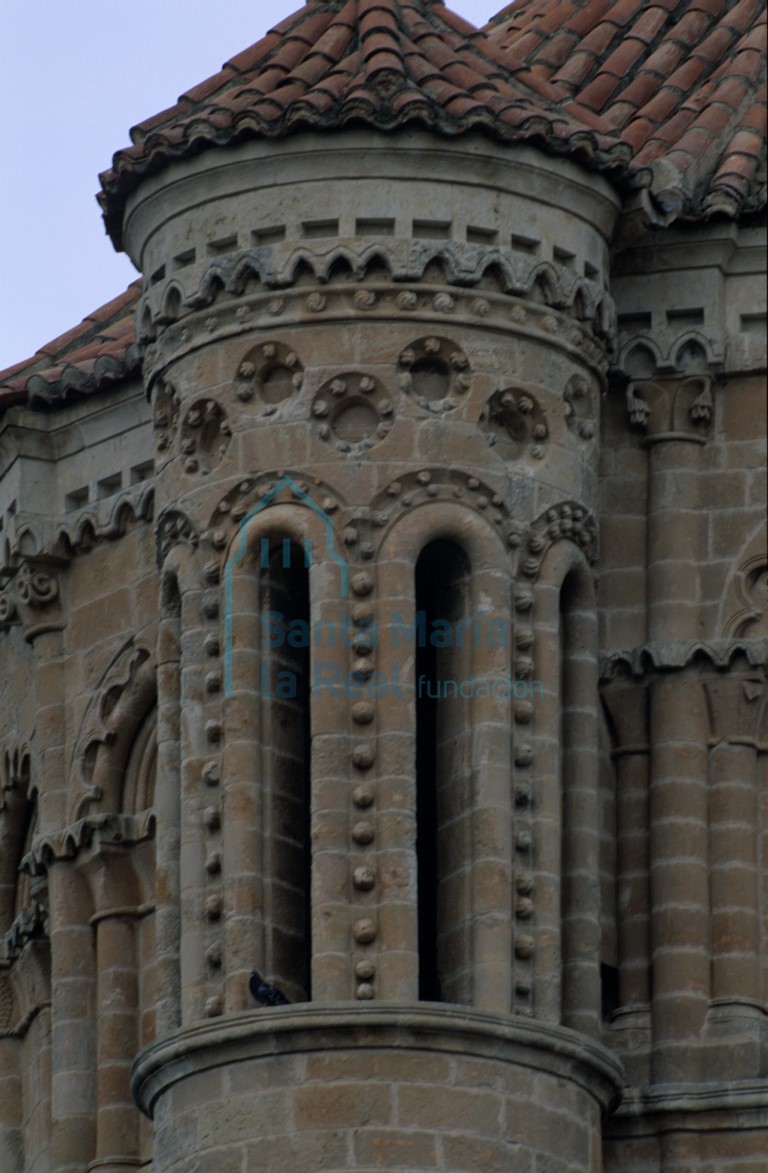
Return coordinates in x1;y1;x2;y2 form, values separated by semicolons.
137;240;615;346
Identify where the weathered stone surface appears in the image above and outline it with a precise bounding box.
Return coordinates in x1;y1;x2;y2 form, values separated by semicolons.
0;4;766;1172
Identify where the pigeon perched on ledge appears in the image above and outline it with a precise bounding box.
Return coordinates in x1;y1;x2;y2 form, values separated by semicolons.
249;969;291;1007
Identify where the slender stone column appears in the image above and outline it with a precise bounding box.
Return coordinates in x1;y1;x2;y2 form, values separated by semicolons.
375;549;419;1003
703;673;764;1075
648;670;710;1082
646;441;707;643
532;548;601;1035
221;538;264;1013
530;576;561;1025
310;557;354;1001
560;580;601;1037
601;681;651;1013
631;374;712;646
0;1036;22;1173
154;563;183;1034
49;863;97;1172
629;374;714;1081
91;912;140;1170
178;568;214;1024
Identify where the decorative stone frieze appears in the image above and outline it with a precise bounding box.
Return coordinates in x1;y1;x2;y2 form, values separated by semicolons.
143;238;613;335
601;639;768;681
0;556;64;641
0;484;153;574
19;811;156;876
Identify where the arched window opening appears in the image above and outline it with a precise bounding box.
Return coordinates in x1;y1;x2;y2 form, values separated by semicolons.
260;539;312;1002
13;799;38;922
415;540;472;1003
122;708;157;816
559;567;600;1034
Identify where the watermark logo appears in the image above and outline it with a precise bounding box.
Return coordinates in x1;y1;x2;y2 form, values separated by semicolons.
224;476;348;696
223;477;543;701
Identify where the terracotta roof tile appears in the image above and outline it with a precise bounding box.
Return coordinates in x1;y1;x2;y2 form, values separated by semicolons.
664;55;711;93
531;2;583;34
532;29;580;71
487;0;767;220
180;68;240;107
630;6;674;44
688;0;729;16
550;49;600;89
620;116;660;153
640;39;688;77
695;24;741;62
435;5;482;37
565;2;617;39
611;72;669;114
0;282;141;414
580;71;623;110
671;9;718;48
95;0;766;245
599;37;650;78
506;29;548;58
577;20;622;58
100;0;633;248
34;320;94;358
608;0;646;25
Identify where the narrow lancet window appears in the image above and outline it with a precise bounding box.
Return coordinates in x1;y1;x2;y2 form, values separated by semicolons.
260;540;312;1001
415;540;472;1003
559;567;600;1034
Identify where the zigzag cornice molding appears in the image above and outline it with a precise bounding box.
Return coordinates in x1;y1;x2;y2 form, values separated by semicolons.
140;240;615;339
600;638;768;681
0;483;154;574
20;810;156;876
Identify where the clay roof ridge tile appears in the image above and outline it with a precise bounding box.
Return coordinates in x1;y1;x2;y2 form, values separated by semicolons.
222;30;283;75
178;67;241;108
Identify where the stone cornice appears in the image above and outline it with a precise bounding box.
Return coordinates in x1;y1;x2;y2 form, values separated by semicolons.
0;483;154;602
142;280;611;393
600;639;768;682
607;1080;768;1135
131;1003;624;1120
20;811;156;876
141;239;614;343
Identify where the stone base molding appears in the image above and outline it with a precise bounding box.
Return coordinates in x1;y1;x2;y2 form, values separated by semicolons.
132;1004;624;1173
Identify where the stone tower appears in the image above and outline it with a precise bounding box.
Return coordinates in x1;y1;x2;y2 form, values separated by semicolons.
0;1;766;1171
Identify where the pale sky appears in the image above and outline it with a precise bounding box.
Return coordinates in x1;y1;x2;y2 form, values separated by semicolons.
0;0;508;372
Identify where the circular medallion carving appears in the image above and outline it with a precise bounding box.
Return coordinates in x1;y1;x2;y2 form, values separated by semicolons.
235;342;304;406
313;373;393;451
398;336;471;411
181;399;230;473
480;389;549;460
